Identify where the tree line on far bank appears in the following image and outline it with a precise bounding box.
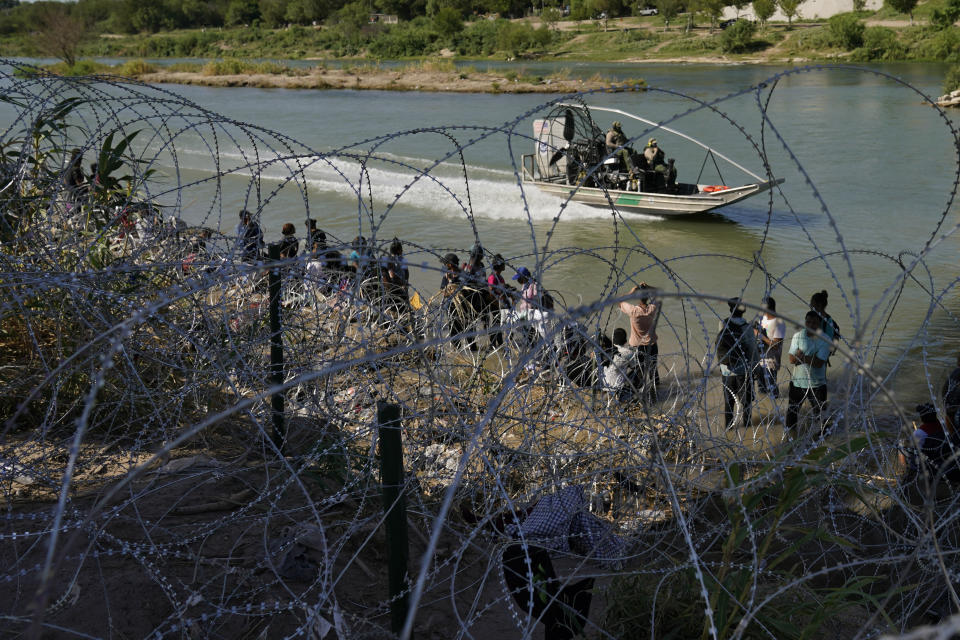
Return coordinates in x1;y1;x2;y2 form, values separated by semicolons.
1;0;958;70
0;0;952;36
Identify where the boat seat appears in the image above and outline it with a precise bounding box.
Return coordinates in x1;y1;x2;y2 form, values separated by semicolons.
641;170;665;193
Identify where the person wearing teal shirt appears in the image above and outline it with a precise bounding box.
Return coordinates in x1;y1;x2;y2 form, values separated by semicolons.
786;311;831;433
810;289;840;365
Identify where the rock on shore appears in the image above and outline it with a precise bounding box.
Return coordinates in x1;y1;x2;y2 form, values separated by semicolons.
936;89;960;108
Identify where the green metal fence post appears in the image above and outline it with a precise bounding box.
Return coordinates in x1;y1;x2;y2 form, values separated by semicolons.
377;402;410;637
268;242;285;452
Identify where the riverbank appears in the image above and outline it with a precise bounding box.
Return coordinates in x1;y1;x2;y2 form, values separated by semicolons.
4;61;957;639
136;66;634;93
37;59;641;93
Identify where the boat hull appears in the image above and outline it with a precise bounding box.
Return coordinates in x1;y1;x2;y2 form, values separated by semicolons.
527;178;783;217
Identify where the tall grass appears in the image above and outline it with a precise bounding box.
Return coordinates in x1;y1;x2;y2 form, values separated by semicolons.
115;59;157;76
603;435;895;640
199;60;304;76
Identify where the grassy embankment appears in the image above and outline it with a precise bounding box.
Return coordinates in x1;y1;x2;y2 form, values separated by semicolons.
5;2;959;93
3;2;960;66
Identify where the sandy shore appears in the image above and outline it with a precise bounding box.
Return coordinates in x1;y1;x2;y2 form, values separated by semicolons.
137;67;637;94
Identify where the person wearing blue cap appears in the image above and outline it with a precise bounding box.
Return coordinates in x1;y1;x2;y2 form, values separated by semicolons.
512;266;538;314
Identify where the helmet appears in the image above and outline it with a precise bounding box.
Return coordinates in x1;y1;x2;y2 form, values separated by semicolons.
647;137;658;147
612;121;622;129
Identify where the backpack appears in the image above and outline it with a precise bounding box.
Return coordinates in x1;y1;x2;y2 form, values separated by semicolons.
826;315;841;353
716;321;749;371
918;432;960;484
540;290;554;310
597;332;614;368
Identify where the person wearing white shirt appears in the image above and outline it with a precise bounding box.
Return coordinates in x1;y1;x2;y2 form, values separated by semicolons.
603;328;636;404
757;296;785;397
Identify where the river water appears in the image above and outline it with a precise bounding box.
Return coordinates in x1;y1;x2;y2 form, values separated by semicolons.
4;60;960;401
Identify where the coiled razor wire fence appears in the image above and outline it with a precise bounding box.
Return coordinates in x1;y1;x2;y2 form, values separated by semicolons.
1;59;960;639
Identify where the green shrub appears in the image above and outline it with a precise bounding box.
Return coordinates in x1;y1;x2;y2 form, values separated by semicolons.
828;13;865;49
930;0;960;29
913;27;960;61
198;59;293;75
851;26;905;60
719;19;758;53
433;6;464;37
453;19;504;56
610;28;660;53
46;60;113;77
115;59;157;76
617;29;656;45
657;34;720;54
497;21;551;56
137;35;174;57
253;61;289;74
602;571;705;640
945;65;960;94
779;25;839;56
367;22;440;57
450;18;557;57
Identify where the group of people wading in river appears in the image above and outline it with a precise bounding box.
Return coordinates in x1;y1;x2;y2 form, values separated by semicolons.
230;214;602;387
226;213;960;462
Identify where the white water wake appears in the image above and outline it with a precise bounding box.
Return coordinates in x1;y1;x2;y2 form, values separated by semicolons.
162;141;654;224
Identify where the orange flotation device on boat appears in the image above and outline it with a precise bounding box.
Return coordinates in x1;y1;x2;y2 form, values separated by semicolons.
702;185;729;193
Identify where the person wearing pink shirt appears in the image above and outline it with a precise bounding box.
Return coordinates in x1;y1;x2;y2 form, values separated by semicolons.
513;266;539;313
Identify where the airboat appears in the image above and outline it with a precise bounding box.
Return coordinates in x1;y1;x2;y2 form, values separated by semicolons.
520;103;784;217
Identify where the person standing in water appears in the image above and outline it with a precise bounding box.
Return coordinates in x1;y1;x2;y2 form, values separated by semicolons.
757;296;785;397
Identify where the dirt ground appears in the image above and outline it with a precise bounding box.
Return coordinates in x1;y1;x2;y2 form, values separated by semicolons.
0;411;616;639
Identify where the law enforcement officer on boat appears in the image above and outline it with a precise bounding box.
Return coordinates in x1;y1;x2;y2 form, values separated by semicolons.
641;138;677;192
605;121;635;176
